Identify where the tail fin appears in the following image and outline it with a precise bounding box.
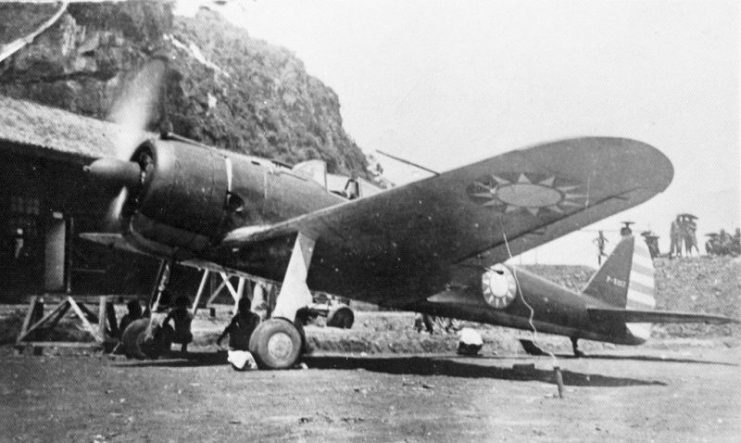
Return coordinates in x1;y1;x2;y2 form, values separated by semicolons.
582;235;656;339
582;235;657;309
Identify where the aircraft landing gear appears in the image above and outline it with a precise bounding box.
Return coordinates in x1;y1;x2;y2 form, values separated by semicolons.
571;337;585;358
249;233;315;369
249;318;304;369
519;339;546;356
120;259;173;359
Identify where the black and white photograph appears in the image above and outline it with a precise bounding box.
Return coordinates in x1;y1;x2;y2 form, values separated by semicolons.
0;0;739;441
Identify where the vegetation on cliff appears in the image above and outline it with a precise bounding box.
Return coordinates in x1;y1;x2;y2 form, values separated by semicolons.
0;1;367;176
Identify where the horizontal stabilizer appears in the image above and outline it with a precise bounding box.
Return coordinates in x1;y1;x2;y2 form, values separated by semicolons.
588;307;739;325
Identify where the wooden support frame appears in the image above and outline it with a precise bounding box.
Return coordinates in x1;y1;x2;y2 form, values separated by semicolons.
15;296;117;351
191;269;250;316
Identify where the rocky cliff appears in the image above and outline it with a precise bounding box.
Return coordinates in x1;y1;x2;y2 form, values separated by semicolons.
0;1;367;176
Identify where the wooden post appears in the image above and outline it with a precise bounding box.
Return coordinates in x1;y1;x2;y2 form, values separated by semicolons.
45;302;70;332
17;299;67;343
191;269;210;316
68;297;102;343
105;298;118;339
16;296;39;346
30;299;44;341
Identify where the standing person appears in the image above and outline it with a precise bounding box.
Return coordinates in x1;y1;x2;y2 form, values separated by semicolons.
670;216;682;258
216;297;261;351
593;230;609;265
682;215;699;256
619;221;634;237
641;231;660;259
162;296;193;353
12;228;24;260
718;229;731;255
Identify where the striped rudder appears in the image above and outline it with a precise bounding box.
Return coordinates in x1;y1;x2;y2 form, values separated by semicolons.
624;237;656;340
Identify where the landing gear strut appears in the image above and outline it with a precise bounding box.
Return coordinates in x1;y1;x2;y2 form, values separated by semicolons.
120;259;173;359
519;339;546;356
249;232;315;369
571;337;585;358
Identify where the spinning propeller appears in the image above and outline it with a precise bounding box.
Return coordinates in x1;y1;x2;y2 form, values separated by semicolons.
86;58;167;231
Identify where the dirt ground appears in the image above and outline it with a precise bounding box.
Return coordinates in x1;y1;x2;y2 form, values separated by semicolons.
1;332;739;442
1;257;738;441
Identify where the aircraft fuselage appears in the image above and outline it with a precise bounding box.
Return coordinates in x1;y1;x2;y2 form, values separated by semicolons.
411;265;644;345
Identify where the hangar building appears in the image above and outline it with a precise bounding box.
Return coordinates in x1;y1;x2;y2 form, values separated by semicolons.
0;96;174;302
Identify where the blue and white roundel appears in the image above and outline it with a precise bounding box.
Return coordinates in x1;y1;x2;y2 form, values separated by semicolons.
482;264;517;309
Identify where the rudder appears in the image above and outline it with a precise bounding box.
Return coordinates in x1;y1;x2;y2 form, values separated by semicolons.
581;235;656;340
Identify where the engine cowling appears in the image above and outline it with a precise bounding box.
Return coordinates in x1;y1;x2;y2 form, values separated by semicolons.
124;138;230;237
87;134;345;256
481;264;517;309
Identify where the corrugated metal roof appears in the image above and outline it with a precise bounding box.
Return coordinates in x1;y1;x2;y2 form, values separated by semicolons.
0;95;148;161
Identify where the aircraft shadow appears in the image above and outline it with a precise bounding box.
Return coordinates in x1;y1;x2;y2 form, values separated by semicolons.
302;355;666;387
556;353;737;366
115;351;229;368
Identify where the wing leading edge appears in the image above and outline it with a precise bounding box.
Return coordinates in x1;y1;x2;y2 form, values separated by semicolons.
219;137;673;303
223;137;673;264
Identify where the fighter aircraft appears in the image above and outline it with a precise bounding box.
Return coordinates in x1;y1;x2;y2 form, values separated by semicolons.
83;134;738;368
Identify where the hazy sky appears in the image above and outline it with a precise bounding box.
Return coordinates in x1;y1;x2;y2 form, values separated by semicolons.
190;0;740;265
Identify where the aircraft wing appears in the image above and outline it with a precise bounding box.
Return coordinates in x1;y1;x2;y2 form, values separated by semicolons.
219;137;674;303
223;137;672;265
587;307;739;325
78;233;151;256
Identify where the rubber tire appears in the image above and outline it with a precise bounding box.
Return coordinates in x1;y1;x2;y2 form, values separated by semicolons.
326;305;354;329
248;318;303;369
121;319;172;359
121;319;151;359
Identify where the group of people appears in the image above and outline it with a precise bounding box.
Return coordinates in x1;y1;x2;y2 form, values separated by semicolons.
590;214;738;261
116;294;261;356
670;214;699;257
705;228;741;256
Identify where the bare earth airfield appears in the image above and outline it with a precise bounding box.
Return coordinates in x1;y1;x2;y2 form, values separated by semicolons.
2;310;740;441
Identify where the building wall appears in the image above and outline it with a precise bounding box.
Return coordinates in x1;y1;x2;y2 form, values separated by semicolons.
0;146;199;302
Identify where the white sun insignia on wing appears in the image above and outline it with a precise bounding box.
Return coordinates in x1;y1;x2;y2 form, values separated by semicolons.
467;173;586;215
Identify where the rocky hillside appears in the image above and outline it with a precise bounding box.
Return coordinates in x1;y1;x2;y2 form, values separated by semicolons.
0;1;367;176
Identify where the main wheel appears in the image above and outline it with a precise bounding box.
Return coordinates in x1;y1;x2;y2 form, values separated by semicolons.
326;305;354;329
121;319;171;359
121;319;151;359
249;318;303;369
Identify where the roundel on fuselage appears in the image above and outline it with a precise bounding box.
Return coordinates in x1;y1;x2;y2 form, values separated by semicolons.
482;264;517;309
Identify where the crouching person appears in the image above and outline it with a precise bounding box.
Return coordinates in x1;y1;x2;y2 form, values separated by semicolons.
162;296;193;354
217;297;261;370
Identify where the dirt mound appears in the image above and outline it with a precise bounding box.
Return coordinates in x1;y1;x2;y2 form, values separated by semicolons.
653;256;740;337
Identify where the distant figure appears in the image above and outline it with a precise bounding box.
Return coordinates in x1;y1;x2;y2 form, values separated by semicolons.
13;228;24;260
641;231;660;259
620;221;634;237
162;296;193;353
414;313;434;334
670;216;683;258
718;229;732;255
705;233;718;255
681;214;699;256
118;299;143;338
593;231;609;265
216;297;261;351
